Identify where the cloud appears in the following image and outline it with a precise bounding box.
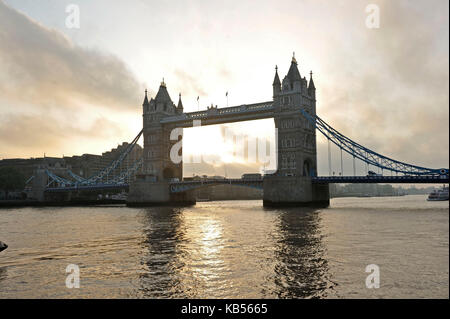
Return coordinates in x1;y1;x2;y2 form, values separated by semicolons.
318;0;449;170
0;1;144;158
0;0;447;176
0;112;125;158
173;69;207;97
0;0;143;112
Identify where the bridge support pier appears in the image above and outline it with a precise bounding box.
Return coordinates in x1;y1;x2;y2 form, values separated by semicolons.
263;176;329;207
127;175;196;206
29;168;47;201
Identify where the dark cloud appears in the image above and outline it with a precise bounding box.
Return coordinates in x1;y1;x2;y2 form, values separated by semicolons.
0;112;124;157
0;1;142;112
319;0;449;170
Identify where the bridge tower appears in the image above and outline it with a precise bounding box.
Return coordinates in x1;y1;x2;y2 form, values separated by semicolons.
142;82;183;181
128;81;194;205
263;54;329;206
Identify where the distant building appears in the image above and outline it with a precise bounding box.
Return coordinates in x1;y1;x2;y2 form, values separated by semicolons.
329;183;434;197
0;157;65;181
0;143;143;184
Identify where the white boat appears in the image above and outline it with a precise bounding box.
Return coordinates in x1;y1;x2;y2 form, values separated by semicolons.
427;186;449;201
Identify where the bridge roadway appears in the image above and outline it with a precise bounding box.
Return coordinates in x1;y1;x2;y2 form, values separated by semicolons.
169;175;449;193
44;175;448;193
312;175;449;184
169;178;264;193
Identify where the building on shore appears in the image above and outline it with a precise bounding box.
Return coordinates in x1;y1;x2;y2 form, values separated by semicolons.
0;143;143;184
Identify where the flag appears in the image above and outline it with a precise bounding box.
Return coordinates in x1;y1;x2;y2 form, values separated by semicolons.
197;96;199;101
226;91;228;97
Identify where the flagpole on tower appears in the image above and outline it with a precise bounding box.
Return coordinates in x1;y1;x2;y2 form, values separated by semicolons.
197;96;199;111
226;91;228;107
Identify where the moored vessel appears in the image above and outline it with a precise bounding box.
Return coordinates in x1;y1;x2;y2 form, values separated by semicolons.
427;186;449;201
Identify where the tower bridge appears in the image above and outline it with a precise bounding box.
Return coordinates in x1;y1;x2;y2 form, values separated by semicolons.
29;54;449;206
128;54;330;206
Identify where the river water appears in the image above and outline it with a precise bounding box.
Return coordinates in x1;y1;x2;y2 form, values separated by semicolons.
0;195;448;298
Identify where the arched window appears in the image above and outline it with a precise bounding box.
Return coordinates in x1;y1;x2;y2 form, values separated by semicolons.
303;159;313;176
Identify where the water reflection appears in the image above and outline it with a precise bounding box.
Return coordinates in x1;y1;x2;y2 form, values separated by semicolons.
138;207;187;298
0;266;7;283
137;204;334;298
269;208;334;298
138;206;228;298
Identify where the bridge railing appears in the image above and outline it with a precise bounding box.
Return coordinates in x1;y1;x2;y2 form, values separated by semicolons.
313;175;449;184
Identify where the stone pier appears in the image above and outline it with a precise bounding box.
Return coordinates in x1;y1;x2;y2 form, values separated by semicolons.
127;176;195;206
263;176;329;207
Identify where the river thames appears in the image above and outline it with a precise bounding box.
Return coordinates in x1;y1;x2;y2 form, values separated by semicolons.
0;195;448;298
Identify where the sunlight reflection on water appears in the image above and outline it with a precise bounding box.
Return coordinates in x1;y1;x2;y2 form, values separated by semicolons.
0;195;448;298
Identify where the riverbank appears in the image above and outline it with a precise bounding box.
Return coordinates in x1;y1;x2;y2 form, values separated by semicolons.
0;199;126;208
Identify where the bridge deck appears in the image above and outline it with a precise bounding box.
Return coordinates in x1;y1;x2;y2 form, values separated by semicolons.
312;175;449;184
44;175;448;193
170;178;264;193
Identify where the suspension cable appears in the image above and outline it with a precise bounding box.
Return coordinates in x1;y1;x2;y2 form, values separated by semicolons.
327;135;331;176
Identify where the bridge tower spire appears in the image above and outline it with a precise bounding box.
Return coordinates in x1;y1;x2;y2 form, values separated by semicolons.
273;65;281;97
142;89;149;107
177;93;184;114
308;71;316;100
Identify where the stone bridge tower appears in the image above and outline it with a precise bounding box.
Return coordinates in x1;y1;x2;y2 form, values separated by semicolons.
142;81;183;182
263;54;329;206
128;81;193;205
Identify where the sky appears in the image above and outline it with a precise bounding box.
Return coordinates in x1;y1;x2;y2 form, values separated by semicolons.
0;0;448;177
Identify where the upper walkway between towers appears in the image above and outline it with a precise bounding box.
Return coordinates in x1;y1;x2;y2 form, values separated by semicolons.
160;101;274;127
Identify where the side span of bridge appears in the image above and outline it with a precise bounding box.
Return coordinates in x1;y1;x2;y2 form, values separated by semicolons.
169;174;449;193
312;175;449;184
